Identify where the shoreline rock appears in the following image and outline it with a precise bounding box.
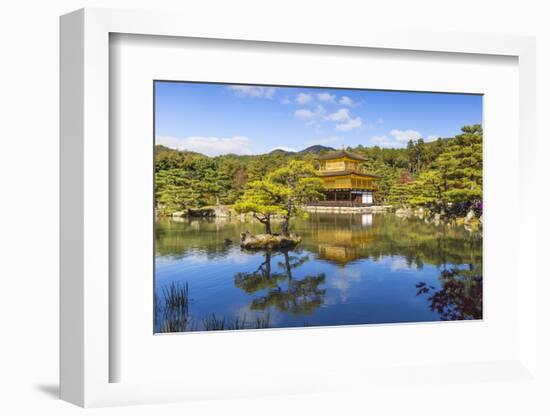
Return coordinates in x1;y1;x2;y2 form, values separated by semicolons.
394;205;482;233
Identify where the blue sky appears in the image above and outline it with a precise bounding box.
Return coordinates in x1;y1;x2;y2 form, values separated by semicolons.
155;81;482;156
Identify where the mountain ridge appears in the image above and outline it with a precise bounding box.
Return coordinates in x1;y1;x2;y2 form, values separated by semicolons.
157;143;338;158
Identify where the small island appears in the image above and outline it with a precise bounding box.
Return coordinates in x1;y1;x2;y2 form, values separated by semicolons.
239;231;301;250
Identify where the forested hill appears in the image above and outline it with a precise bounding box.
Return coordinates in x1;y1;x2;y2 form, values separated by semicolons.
155;125;482;214
156;139;448;167
298;145;336;154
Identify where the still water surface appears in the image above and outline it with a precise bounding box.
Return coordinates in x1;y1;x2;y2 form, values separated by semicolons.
155;213;482;332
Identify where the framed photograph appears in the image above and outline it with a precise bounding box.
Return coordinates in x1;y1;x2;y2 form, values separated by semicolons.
153;81;483;334
60;8;538;407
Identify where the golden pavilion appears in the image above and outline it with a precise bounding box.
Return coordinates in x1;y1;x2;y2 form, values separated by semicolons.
316;149;380;205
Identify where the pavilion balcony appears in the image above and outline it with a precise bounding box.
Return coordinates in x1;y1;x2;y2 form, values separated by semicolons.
307;201;375;207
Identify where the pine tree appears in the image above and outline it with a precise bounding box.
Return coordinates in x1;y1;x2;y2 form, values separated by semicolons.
155;169;201;214
436;124;482;206
233;180;286;234
234;161;324;235
407;170;445;208
268;160;325;236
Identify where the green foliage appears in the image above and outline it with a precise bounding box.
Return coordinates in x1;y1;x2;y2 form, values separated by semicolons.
360;160;397;203
234;160;324;235
268;160;325;235
154;147;245;213
407;170;445;208
154;124;482;215
155;169;201;214
401;124;483;211
233;180;286;234
387;182;414;206
246;154;286;182
379;125;482;211
436;124;483;205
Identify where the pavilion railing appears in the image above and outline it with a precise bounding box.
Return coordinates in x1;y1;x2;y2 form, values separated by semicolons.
306;201;375;207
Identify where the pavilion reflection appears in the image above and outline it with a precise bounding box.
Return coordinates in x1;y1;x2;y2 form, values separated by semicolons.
304;213;376;265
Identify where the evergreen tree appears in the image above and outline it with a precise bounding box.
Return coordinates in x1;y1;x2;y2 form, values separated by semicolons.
387;181;414;207
155;169;201;214
436;124;482;207
233;180;286;234
268;160;325;236
234;161;324;235
361;161;397;204
407;170;445;209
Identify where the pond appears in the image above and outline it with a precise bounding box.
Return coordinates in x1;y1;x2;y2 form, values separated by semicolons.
155;213;482;333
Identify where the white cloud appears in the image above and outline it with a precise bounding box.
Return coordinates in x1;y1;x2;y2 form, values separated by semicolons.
325;268;363;303
227;85;276;98
293;92;354;106
371;135;393;146
326;108;362;131
426;135;439;141
390;257;413;271
336;118;362;131
389;129;422;143
330;268;362;291
326;108;351;122
233;304;282;326
371;129;426;148
294;105;326;125
317;92;337;103
269;146;298;153
156;135;254;156
339;96;355;106
295;108;317;120
295;93;312;105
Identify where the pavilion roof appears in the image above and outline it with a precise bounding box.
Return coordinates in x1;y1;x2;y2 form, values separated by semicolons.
318;170;381;178
317;149;368;161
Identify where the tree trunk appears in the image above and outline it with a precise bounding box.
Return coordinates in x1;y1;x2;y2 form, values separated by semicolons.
215;194;220;206
264;216;272;234
281;217;290;237
253;213;273;235
281;201;292;237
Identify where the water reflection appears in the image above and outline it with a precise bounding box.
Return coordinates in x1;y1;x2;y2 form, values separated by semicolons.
416;266;482;320
235;250;326;316
155;213;482;332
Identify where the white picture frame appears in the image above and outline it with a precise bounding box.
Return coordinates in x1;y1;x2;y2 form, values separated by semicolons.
60;7;538;407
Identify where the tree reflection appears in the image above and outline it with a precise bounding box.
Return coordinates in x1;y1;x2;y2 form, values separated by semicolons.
234;250;326;316
234;251;287;293
416;266;482;320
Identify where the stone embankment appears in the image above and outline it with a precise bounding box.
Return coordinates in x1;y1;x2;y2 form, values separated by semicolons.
395;207;482;231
